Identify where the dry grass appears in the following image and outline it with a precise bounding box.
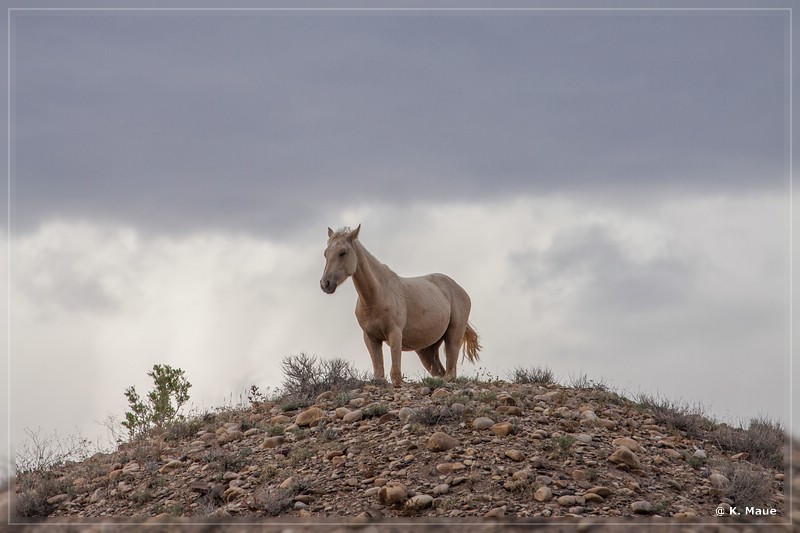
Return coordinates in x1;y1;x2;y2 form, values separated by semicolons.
633;393;716;439
713;458;775;508
712;416;786;469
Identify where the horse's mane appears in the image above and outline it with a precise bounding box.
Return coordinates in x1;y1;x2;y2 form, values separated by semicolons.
328;227;354;243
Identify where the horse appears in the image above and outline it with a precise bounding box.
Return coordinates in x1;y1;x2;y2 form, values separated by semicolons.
320;224;480;387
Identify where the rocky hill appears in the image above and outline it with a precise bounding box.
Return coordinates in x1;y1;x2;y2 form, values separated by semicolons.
8;374;796;531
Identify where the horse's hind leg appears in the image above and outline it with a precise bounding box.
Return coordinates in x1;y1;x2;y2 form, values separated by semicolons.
443;323;468;380
416;341;445;377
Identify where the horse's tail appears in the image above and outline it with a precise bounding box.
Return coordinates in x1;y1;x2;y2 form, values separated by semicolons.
461;322;482;363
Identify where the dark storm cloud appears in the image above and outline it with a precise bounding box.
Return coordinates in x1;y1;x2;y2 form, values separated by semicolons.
10;11;787;236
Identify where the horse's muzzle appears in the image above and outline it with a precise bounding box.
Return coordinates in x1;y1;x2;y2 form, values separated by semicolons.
320;279;337;294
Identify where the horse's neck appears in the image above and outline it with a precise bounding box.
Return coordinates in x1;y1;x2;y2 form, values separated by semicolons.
352;240;395;305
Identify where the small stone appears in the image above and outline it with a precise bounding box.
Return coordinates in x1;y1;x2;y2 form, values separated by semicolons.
598;418;617;429
472;417;495;430
558;495;577;506
631;500;653;514
612;437;643;453
608;446;642;470
575;433;593;444
436;463;455;474
349;397;366;408
534;486;553;502
262;436;285;449
693;449;707;460
432;483;450;495
47;494;69;505
584;492;604;503
406;494;434;509
505;449;525;462
495;405;522;416
159;459;182;473
427;431;459;451
378;482;408;505
218;430;244;444
398;407;415;421
279;476;296;489
497;393;516;405
587;486;612;497
491;422;514;437
431;388;450;400
189;481;209;493
335;407;351;419
485;506;506;517
343;409;363;423
122;461;140;474
709;473;730;491
378;412;397;424
223;486;246;502
571;469;588;481
295;407;325;427
270;415;291;425
316;391;335;402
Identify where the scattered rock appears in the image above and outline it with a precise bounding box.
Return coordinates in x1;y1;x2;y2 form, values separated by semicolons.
608;446;642;470
534;486;553;502
505;449;525;462
261;436;285;448
295;407;325;427
612;437;642;453
406;494;434;509
427;431;459;452
472;417;495;430
378;482;408;505
491;422;514;437
18;378;789;522
343;409;363;423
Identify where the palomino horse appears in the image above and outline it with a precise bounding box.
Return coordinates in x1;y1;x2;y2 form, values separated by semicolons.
320;224;480;387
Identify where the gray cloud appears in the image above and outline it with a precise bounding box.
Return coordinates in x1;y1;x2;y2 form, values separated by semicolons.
11;11;787;236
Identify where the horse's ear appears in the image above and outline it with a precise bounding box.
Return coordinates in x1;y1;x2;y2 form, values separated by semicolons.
327;227;334;238
348;224;361;241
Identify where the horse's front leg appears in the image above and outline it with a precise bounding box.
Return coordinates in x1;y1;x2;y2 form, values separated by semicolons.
363;332;385;383
387;328;404;387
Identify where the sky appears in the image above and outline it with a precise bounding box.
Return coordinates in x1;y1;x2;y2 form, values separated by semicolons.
2;2;796;469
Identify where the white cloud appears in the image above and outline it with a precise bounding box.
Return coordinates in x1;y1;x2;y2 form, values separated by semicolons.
5;191;792;454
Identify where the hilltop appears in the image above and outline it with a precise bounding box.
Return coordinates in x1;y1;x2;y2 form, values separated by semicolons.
8;364;795;531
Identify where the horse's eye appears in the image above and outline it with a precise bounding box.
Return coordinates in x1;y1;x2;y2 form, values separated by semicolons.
339;251;347;257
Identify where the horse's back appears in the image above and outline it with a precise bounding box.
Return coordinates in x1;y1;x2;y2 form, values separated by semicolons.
415;273;471;321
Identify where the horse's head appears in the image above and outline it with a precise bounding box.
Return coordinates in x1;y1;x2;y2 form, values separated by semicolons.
320;224;361;294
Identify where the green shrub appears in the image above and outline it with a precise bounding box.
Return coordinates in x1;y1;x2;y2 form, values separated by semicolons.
122;364;192;439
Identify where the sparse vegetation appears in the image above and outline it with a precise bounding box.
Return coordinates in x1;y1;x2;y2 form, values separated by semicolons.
409;404;461;426
567;371;609;391
122;364;192;439
363;402;389;418
280;353;369;403
713;458;774;508
509;365;555;384
420;376;446;389
633;392;715;439
12;360;789;520
15;427;95;475
712;415;785;469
